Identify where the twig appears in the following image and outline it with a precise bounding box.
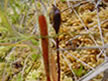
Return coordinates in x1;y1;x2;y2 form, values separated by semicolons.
5;47;16;61
54;0;56;6
66;19;108;44
59;47;95;70
21;54;31;77
66;0;72;12
95;3;106;58
68;3;104;60
61;1;88;13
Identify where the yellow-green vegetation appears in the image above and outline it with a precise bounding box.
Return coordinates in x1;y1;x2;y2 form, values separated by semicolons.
0;0;108;81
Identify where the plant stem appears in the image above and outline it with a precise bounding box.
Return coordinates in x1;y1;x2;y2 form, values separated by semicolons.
56;38;60;81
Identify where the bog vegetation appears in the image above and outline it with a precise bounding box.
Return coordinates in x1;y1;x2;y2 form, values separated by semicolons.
0;0;108;81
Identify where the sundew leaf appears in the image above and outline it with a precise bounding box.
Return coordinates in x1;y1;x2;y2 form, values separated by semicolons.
38;15;51;81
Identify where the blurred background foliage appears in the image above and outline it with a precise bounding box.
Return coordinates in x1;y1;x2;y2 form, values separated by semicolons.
0;0;108;81
0;0;43;81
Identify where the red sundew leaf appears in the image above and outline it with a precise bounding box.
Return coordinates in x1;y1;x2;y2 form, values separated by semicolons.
38;15;51;81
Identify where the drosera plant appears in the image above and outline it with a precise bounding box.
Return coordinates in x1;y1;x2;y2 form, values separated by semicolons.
36;1;62;81
51;4;61;81
38;14;51;81
38;10;51;81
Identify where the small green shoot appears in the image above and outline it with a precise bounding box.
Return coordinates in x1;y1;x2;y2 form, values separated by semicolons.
31;54;40;61
73;64;84;77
